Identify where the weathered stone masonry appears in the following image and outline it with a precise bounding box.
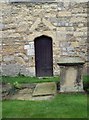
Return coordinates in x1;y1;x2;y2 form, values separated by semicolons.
0;1;88;76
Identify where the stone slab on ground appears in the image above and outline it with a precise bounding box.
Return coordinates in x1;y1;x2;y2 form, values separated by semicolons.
5;82;57;101
32;82;56;97
11;88;33;100
11;93;54;101
18;88;33;94
32;96;54;101
11;88;55;101
11;93;32;100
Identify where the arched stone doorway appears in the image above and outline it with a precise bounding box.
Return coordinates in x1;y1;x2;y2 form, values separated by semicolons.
34;35;53;77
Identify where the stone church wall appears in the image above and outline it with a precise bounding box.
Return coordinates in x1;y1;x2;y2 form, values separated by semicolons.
0;1;88;76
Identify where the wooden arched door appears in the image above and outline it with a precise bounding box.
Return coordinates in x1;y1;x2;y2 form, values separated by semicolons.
34;35;53;77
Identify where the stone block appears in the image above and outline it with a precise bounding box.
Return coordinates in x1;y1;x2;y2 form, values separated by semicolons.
72;8;84;13
2;64;21;76
0;31;2;38
3;55;14;62
70;17;86;23
76;27;87;32
78;23;84;27
43;18;55;30
74;13;87;17
15;57;26;65
8;33;21;38
58;11;71;17
57;27;66;31
61;51;68;56
71;41;79;47
0;54;2;62
16;25;28;32
74;32;84;37
15;53;29;61
66;27;74;31
4;24;16;30
30;18;41;31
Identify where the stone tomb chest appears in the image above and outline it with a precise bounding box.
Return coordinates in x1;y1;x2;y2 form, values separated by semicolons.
57;57;85;92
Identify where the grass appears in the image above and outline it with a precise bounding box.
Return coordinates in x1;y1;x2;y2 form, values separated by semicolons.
83;75;89;83
1;76;59;84
1;75;89;84
1;75;88;118
83;75;89;92
2;93;87;118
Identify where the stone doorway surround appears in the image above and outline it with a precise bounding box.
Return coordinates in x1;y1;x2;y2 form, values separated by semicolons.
29;31;57;76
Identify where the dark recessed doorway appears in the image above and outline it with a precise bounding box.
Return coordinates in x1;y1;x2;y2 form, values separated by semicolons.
34;35;53;77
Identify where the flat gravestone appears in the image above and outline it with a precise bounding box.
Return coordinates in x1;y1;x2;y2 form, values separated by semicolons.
32;82;56;97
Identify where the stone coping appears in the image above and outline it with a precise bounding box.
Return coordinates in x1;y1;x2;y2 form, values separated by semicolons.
57;57;85;66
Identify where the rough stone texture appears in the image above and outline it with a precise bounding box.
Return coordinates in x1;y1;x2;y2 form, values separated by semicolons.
57;56;85;64
59;66;84;92
0;1;88;76
2;83;55;101
32;82;56;96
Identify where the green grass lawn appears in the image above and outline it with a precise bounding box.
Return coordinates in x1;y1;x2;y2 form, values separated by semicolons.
1;75;89;84
2;93;87;118
1;76;59;84
1;75;89;118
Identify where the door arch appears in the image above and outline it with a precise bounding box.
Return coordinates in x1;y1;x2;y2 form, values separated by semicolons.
34;35;53;77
